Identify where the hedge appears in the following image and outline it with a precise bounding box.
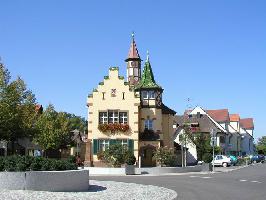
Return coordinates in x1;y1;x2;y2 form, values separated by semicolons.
0;155;77;172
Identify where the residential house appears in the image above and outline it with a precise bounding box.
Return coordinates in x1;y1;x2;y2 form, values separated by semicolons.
228;114;242;156
173;106;228;164
175;106;255;160
84;35;176;167
240;118;255;156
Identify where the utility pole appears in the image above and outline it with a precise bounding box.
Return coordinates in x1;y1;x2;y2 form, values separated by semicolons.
211;129;216;172
181;140;184;168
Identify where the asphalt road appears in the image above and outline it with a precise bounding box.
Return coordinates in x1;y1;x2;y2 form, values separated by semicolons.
92;164;266;200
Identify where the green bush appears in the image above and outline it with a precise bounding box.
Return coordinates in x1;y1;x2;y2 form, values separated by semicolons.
153;147;177;167
67;155;76;164
0;156;77;172
125;152;136;165
98;144;136;167
0;157;4;171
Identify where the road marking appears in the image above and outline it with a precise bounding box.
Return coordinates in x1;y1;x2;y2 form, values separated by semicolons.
189;176;199;178
201;177;212;179
239;180;247;182
251;181;262;184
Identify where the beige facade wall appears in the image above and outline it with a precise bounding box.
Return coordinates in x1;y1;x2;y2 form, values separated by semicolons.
162;114;175;148
87;67;140;160
140;108;162;133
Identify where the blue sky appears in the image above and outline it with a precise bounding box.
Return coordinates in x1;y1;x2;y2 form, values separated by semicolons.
0;0;265;140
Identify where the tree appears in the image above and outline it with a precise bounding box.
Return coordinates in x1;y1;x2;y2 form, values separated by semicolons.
256;136;266;155
153;147;177;167
0;63;38;153
34;105;71;152
65;113;87;133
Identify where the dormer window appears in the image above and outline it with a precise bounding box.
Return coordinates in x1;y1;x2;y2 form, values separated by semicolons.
142;91;155;100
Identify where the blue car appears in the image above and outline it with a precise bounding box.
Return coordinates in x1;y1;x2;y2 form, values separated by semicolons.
251;155;265;163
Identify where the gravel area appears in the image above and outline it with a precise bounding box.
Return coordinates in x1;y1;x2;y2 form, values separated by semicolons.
0;180;177;200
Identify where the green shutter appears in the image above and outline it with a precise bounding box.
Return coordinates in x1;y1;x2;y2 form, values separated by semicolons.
93;139;99;155
128;140;134;152
110;139;116;146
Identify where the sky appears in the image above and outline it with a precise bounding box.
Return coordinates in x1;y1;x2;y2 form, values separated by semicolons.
0;0;265;140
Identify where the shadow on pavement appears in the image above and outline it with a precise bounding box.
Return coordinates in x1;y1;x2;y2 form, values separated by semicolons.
88;185;107;192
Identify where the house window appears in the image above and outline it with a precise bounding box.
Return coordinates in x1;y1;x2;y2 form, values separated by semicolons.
99;140;110;151
142;91;155;100
220;136;225;143
145;119;153;130
142;91;149;99
149;91;155;99
122;92;125;100
129;68;133;76
117;139;128;149
119;112;128;124
134;68;139;75
108;110;119;123
99;112;108;124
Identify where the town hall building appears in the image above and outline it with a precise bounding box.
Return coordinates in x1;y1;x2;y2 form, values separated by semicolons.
84;34;176;167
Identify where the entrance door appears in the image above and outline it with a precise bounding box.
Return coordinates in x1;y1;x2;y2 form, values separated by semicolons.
140;145;156;167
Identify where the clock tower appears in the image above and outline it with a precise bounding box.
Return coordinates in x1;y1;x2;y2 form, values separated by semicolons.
125;33;141;86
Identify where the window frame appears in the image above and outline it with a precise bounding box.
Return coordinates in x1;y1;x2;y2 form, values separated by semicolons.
119;112;128;124
108;110;119;124
99;140;110;152
99;112;108;124
144;119;153;130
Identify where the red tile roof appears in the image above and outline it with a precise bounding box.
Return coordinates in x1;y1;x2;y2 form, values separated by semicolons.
206;109;229;123
230;114;240;122
35;104;43;114
126;38;140;60
240;118;254;130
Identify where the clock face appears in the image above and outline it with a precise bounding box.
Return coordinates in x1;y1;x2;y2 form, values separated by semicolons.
131;61;136;67
134;77;139;81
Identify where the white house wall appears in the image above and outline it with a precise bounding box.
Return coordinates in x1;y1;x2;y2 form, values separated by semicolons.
246;129;253;137
174;130;197;164
229;122;239;132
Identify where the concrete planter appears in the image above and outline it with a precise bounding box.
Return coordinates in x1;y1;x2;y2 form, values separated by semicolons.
0;172;25;190
125;165;136;175
0;170;89;192
201;163;212;172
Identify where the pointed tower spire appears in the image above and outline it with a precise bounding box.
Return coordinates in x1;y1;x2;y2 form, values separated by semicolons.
125;32;142;86
125;32;141;61
136;52;162;90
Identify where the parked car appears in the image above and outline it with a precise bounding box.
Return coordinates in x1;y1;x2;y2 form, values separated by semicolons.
251;155;265;163
229;155;238;166
212;155;231;167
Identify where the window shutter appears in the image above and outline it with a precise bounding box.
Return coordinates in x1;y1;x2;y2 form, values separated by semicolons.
110;139;116;146
128;140;134;152
93;139;99;155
